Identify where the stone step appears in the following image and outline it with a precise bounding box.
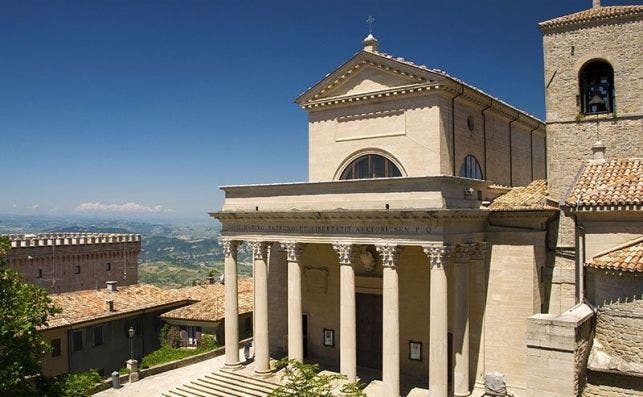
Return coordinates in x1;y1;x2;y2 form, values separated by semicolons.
197;376;273;396
206;371;280;393
164;368;282;397
184;381;249;397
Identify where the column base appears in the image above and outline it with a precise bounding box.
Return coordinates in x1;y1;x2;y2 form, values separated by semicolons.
253;368;275;378
223;362;243;370
454;391;472;397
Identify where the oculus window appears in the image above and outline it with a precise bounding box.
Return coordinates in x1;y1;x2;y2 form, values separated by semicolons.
459;155;483;180
340;154;402;180
579;60;615;114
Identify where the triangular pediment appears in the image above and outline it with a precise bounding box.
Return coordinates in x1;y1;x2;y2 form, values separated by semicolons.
316;65;419;99
296;51;440;105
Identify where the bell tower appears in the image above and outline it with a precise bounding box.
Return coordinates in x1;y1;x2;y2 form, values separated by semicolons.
539;2;643;244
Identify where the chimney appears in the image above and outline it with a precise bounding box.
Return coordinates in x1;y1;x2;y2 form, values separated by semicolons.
592;140;606;160
106;280;118;292
363;34;379;52
593;0;601;8
106;300;115;312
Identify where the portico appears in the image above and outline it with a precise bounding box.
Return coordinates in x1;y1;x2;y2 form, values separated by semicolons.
211;176;491;396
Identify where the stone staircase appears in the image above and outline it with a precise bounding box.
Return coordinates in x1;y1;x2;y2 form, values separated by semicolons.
162;368;281;397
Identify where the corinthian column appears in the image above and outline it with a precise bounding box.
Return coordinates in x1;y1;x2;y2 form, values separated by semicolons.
251;241;271;374
376;243;401;397
221;238;241;368
281;242;304;362
453;244;471;396
332;242;357;382
423;244;450;397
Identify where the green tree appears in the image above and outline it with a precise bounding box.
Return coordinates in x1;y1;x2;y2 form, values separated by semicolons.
0;236;61;395
269;359;366;397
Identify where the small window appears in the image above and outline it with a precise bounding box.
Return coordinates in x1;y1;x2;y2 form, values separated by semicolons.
339;154;402;180
51;338;61;357
466;115;475;131
72;330;83;352
37;269;43;279
74;265;80;274
105;262;111;271
459;155;483;180
93;326;103;346
579;59;615;114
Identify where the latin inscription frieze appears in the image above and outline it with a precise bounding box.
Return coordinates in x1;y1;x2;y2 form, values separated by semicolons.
222;223;433;236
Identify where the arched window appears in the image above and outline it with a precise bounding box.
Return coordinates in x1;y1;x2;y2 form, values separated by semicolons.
579;60;615;114
339;154;402;180
459;155;483;180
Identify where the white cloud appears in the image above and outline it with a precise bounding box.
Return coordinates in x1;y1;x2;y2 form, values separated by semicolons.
76;201;174;214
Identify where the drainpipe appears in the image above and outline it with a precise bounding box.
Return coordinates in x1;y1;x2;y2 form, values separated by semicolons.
481;100;493;179
508;114;520;186
528;124;539;181
451;85;465;176
575;219;586;304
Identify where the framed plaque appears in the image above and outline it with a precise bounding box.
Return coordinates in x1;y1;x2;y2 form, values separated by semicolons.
323;329;335;347
409;341;422;361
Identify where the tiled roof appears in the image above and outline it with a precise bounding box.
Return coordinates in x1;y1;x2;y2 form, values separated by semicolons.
162;278;254;323
539;5;643;30
367;50;543;123
46;284;190;329
489;180;556;211
586;237;643;273
564;158;643;209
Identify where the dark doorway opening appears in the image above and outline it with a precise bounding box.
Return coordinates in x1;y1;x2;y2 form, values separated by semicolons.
448;332;454;396
356;293;383;370
303;314;309;358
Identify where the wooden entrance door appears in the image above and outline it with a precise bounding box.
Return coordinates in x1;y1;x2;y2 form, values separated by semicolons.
356;293;383;369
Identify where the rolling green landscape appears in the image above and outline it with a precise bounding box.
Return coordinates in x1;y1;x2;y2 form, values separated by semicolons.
0;214;253;288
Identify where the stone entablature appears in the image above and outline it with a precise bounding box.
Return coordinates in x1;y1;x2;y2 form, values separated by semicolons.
219;176;492;213
7;233;141;248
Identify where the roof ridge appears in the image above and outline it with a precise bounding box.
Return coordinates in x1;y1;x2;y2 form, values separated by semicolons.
589;236;643;261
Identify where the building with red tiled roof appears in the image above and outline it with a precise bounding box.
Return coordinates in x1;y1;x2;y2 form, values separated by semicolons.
161;278;254;347
41;281;191;378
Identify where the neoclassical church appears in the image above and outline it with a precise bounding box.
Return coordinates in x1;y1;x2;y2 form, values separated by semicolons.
208;2;642;396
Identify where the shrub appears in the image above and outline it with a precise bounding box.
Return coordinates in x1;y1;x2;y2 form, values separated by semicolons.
269;358;366;397
39;369;102;397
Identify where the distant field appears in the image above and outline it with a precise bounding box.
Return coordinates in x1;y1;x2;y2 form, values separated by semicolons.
139;261;252;289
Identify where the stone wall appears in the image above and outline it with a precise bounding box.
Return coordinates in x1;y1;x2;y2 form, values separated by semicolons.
586;268;642;308
526;304;594;397
591;300;643;371
6;235;141;293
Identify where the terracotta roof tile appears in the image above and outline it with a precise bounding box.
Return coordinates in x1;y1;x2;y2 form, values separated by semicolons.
564;158;643;209
162;278;253;322
46;284;190;329
489;180;556;211
586;237;643;273
539;5;643;30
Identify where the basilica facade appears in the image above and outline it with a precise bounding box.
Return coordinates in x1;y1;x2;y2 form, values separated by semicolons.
210;2;642;396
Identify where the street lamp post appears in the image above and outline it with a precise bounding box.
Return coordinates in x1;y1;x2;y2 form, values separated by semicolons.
128;326;135;360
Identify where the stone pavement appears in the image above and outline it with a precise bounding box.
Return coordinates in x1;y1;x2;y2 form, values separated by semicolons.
93;348;243;396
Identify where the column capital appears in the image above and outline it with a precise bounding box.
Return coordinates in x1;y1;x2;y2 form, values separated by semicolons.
332;242;355;265
250;241;270;260
422;244;451;270
375;243;400;269
219;238;241;259
453;243;472;264
280;242;303;262
469;242;487;260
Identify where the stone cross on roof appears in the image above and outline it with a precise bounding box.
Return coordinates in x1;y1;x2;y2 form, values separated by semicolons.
366;15;375;33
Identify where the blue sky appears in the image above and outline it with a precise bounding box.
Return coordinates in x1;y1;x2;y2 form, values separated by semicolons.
0;0;629;220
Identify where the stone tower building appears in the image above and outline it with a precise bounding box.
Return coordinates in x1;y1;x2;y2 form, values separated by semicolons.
540;1;642;241
539;1;643;313
4;233;141;293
